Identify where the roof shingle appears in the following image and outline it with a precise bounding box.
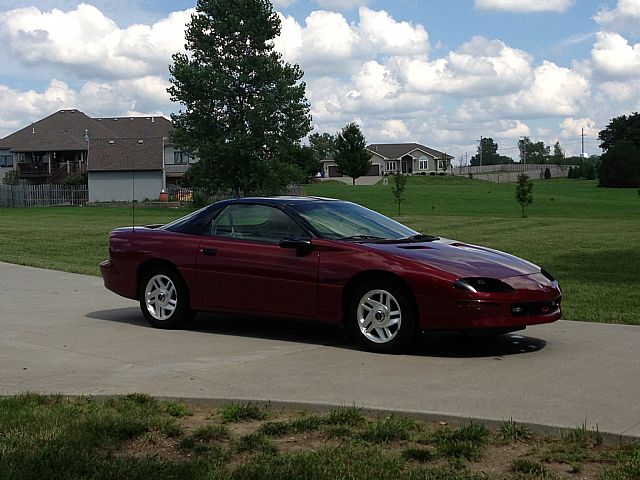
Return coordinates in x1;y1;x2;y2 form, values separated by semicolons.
87;137;164;171
367;143;453;160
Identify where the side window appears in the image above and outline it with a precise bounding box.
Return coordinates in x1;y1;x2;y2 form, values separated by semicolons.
209;204;306;244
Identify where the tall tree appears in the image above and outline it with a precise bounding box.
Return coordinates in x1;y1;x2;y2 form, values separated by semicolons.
598;113;640;187
308;132;336;160
598;143;640;188
168;0;311;195
519;137;550;164
599;112;640;152
552;141;564;167
470;137;513;166
515;173;534;218
333;123;371;185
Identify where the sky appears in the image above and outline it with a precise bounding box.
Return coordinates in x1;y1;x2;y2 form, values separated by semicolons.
1;0;639;163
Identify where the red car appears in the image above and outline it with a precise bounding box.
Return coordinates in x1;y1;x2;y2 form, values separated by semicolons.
100;197;561;353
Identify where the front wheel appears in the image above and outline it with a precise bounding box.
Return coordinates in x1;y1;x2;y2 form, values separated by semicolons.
139;268;194;329
348;281;417;354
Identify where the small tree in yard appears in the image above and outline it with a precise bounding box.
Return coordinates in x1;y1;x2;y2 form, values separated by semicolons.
2;169;20;186
515;173;534;218
391;173;407;215
333;122;371;185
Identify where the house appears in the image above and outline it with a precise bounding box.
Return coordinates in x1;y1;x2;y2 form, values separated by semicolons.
0;109;197;201
321;142;453;178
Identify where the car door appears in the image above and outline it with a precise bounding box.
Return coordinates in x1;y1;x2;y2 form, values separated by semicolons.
196;203;319;318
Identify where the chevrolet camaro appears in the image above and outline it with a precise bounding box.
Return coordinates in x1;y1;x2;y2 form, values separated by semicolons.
100;197;562;353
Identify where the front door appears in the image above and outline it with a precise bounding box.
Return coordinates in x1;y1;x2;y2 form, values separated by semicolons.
196;204;319;318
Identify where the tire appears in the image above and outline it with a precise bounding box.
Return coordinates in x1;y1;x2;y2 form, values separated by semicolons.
139;267;194;329
348;280;417;354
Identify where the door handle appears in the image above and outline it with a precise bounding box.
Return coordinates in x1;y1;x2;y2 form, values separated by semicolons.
201;248;217;256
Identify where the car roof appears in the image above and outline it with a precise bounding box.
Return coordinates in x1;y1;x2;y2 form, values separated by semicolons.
217;196;341;206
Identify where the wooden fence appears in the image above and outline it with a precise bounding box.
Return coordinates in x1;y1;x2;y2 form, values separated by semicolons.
0;184;88;207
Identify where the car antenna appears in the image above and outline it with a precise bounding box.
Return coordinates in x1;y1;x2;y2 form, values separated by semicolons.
132;153;135;232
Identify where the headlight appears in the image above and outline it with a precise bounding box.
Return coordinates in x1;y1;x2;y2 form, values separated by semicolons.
453;278;515;293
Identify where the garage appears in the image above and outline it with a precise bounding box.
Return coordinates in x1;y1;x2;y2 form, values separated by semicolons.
328;166;341;177
368;164;380;176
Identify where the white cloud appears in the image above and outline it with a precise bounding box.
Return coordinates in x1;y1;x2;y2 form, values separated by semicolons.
379;119;410;140
559;117;598;139
594;0;640;34
275;7;429;74
475;0;574;13
0;3;192;80
299;10;359;72
449;61;589;137
508;61;590;117
349;61;399;101
591;31;640;79
398;37;532;97
358;7;429;56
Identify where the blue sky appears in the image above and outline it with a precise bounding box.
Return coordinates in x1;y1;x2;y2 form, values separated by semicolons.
1;0;639;161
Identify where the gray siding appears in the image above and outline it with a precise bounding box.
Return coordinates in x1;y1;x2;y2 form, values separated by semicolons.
88;170;163;202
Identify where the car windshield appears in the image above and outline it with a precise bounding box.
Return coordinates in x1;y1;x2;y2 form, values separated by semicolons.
289;201;419;241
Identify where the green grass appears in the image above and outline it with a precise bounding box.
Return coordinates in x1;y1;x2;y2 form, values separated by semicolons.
218;402;269;423
498;418;532;444
1;394;631;479
0;205;187;275
1;178;638;324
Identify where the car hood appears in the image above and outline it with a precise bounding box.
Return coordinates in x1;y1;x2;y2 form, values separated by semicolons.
365;238;540;279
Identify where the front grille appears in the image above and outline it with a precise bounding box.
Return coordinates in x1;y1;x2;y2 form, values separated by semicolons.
511;300;560;316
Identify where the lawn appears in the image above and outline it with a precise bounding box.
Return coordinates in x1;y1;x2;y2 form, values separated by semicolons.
0;178;638;324
0;205;187;275
1;394;637;480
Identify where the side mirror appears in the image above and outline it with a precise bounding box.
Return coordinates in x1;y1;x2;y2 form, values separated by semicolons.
279;237;313;256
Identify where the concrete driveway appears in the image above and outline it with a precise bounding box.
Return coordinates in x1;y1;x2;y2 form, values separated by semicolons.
1;261;638;439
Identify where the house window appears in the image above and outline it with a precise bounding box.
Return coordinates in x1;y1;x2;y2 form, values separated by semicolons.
438;160;446;170
419;160;429;170
0;155;13;168
173;150;192;164
386;161;397;172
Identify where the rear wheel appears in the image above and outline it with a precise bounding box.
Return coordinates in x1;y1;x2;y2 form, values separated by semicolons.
139;267;194;329
348;280;417;354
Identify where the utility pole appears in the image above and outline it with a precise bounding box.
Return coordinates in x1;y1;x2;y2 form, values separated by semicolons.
479;136;483;167
581;127;585;158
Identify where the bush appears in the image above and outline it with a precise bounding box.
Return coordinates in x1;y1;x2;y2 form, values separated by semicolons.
61;174;87;186
2;169;20;186
191;191;209;209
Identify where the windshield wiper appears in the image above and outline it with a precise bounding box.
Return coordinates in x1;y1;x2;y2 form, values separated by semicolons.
339;234;387;241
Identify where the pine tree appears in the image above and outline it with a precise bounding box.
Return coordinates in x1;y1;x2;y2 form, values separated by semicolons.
168;0;311;195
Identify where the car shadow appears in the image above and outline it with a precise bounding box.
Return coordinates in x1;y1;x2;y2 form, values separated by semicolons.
85;308;546;358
